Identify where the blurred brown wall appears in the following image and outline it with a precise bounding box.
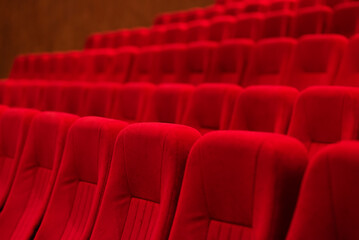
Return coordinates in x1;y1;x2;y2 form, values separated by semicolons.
0;0;213;78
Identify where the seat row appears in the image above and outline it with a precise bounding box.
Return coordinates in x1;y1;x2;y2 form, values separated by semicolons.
10;35;359;89
0;106;356;239
1;81;359;158
86;4;359;49
216;0;350;8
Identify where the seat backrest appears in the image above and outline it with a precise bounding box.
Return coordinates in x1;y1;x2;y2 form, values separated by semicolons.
229;86;298;134
128;28;151;47
182;83;241;134
143;84;194;123
0;112;78;239
209;39;254;84
208;16;236;42
242;38;297;87
34;117;127;240
57;82;88;115
262;11;295;38
335;34;359;86
288;86;359;158
186;20;210;43
332;2;359;38
287;34;347;90
9;55;26;79
169;131;308;240
294;6;333;37
163;23;188;44
287;141;359;240
185;42;218;85
232;13;265;40
129;46;161;84
90;123;200;240
109;83;155;122
0;108;38;210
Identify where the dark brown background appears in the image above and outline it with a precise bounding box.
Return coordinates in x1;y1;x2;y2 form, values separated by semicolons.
0;0;213;78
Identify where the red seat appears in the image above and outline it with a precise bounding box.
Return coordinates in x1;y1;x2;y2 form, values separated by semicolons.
232;13;265;40
149;26;166;45
286;34;347;90
242;38;297;87
108;83;155;122
294;6;333;37
153;13;171;25
129;46;161;83
3;81;26;107
9;55;26;79
0;112;78;239
203;6;225;20
157;44;187;84
90;123;200;239
34;117;127;240
287;141;359;240
128;28;151;47
209;39;254;84
335;35;359;86
143;84;194;123
288;86;359;158
224;3;244;16
262;11;295;38
182;84;241;134
184;42;218;85
56;82;88;115
243;1;269;13
169;131;307;240
183;8;205;22
208;16;236;42
269;0;298;11
186;20;210;43
229;86;298;133
163;23;188;44
332;2;359;38
107;47;139;83
0;108;38;210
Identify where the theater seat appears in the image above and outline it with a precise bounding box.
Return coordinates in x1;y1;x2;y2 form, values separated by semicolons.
184;8;205;22
81;50;114;82
108;83;155;122
157;44;187;84
169;131;308;240
163;23;188;44
0;108;38;210
186;20;210;43
34;117;127;240
203;6;225;20
9;55;26;79
232;13;264;40
332;2;359;38
129;46;161;83
286;34;347;90
242;38;297;87
143;84;194;123
335;34;359;86
229;86;298;134
185;42;218;85
269;0;297;11
0;112;78;239
294;6;333;37
262;11;295;38
287;141;359;240
154;13;171;25
209;39;254;84
108;47;139;83
56;82;88;115
182;84;241;134
288;86;359;158
208;16;236;42
90;123;200;240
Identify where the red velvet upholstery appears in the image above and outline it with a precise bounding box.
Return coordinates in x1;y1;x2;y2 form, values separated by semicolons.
0;108;38;210
294;6;333;37
232;13;264;40
169;131;308;240
186;20;210;43
242;38;297;87
108;47;139;83
269;0;297;11
129;46;161;84
332;2;359;38
208;16;236;42
229;86;298;134
288;86;359;158
287;34;347;90
144;84;194;123
109;83;155;122
185;42;218;85
287;141;359;240
34;117;127;240
157;44;187;84
262;11;295;38
163;23;188;44
182;84;241;134
90;123;200;240
0;112;78;239
335;34;359;86
56;82;88;115
209;39;254;84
